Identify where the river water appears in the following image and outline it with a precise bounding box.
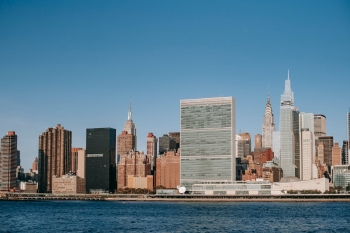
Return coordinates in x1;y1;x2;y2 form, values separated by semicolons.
0;201;349;232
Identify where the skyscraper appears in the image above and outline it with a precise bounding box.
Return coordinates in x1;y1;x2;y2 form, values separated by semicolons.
86;128;116;194
117;102;137;161
38;124;72;193
159;134;177;155
180;97;236;191
254;134;262;149
71;148;83;173
237;132;251;158
262;93;275;148
147;133;158;171
314;114;326;139
0;131;18;191
279;71;296;177
292;109;301;178
300;113;315;180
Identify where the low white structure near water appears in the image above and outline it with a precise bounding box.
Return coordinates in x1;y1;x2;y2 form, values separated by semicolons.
190;178;329;195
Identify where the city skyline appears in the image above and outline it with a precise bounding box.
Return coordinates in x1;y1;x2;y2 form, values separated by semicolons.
1;1;349;171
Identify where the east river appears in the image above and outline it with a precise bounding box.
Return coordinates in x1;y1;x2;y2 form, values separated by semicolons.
0;201;349;232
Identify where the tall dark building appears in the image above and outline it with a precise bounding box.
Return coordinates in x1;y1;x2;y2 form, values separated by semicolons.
159;134;177;155
0;131;18;191
292;109;301;178
342;140;349;165
169;132;180;151
38;124;72;193
86;128;116;194
316;136;334;171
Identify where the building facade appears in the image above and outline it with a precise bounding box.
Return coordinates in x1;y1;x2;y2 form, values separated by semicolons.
38;124;72;193
237;132;251;158
117;151;152;189
262;94;275;148
180;97;236;191
254;134;262;149
146;132;158;171
0;131;18;191
159;134;177;155
342;141;349;165
156;150;180;189
314;114;326;139
85;128;116;194
71;148;83;173
332;142;342;166
52;174;85;194
279;71;296;177
316;136;334;169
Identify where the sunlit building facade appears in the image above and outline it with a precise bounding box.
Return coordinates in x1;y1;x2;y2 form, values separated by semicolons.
180;97;236;191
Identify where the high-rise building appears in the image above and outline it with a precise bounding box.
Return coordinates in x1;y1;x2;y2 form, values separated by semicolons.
38;124;72;193
314;114;326;139
85;128;116;194
117;151;152;189
301;129;313;180
292;109;301;178
123;101;137;148
77;149;86;178
117;102;137;161
0;131;18;191
159;134;177;155
254;134;262;149
279;71;296;177
71;148;83;173
262;93;275;148
300;113;315;180
156;150;180;189
169;132;180;151
316;136;334;169
342;141;349;165
332;142;342;166
32;157;38;172
272;131;280;160
180;97;236;191
237;132;251;158
146;133;157;171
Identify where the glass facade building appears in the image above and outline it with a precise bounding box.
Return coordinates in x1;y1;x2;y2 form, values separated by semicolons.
86;128;116;194
180;97;235;191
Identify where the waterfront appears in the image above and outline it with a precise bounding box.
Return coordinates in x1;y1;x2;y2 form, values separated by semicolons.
1;201;349;232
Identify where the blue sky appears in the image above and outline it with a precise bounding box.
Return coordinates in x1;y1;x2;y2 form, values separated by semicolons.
1;0;349;170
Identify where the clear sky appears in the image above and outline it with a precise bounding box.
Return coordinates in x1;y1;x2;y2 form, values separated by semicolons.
1;0;349;171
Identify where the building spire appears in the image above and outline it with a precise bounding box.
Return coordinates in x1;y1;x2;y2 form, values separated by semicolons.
128;99;132;121
288;69;290;80
267;85;270;104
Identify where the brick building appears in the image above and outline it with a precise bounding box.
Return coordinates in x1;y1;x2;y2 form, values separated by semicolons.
117;151;151;189
156;150;180;189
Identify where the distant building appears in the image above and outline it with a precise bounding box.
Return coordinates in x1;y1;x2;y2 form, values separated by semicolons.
20;182;37;193
117;131;136;158
71;148;83;173
123;101;137;148
32;157;38;172
237;132;251;158
0;131;18;191
159;134;176;155
272;131;280;160
262;93;275;148
169;132;180;151
236;158;248;181
146;132;158;171
127;175;153;191
279;71;296;178
252;148;273;165
316;136;334;169
332;143;342;166
301;129;313;180
156;150;180;189
342;141;349;165
262;161;282;182
52;173;85;194
254;134;262;149
85;128;116;194
38;124;72;193
180;97;236;191
332;165;350;188
77;149;86;179
314;114;326;139
117;151;152;190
